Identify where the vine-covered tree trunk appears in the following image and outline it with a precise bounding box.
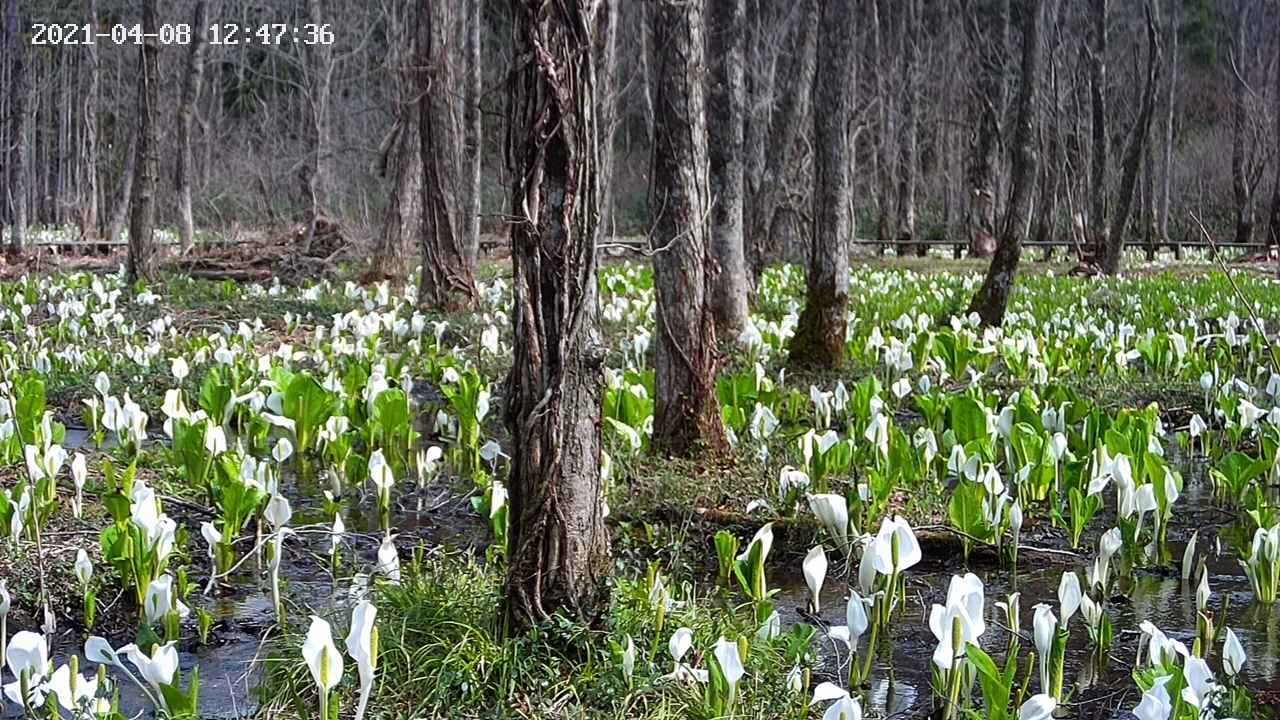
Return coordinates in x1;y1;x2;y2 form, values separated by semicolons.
372;0;421;278
788;0;855;368
1100;8;1160;276
707;0;750;340
504;0;610;629
966;0;1008;258
127;0;160;281
417;0;477;310
651;0;727;457
176;0;212;254
969;0;1042;326
461;0;483;265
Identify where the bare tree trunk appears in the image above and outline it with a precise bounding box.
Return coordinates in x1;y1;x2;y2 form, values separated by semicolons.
418;0;477;310
895;0;921;256
177;0;212;254
707;0;750;339
742;0;776;217
6;6;30;256
651;0;727;457
1143;125;1156;261
1159;0;1178;256
746;0;817;277
1100;6;1160;276
969;0;1042;326
81;0;100;240
788;0;855;368
504;0;610;630
127;0;161;282
461;0;483;264
1269;18;1280;267
372;0;421;278
1033;37;1062;261
1229;0;1253;248
873;0;897;253
966;0;1008;258
596;0;621;238
1087;0;1108;258
107;131;136;246
303;0;334;247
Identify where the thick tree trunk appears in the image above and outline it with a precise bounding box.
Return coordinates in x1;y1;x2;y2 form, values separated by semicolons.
504;0;610;629
969;0;1042;326
651;0;727;458
372;1;421;278
461;0;483;264
6;9;30;256
1100;7;1160;276
1032;46;1062;259
746;0;817;277
417;0;477;310
177;0;212;254
788;0;855;369
81;0;100;240
707;0;750;340
966;0;1008;258
1229;0;1253;248
1087;0;1108;258
127;0;161;282
895;0;921;256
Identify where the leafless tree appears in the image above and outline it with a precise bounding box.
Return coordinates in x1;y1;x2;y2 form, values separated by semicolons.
651;0;727;457
707;0;750;338
176;0;213;254
789;0;856;367
460;0;483;265
372;0;422;278
970;0;1043;325
418;0;477;310
127;0;161;281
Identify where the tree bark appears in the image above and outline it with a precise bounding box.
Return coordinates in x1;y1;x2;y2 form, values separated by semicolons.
372;0;422;278
127;0;161;282
177;0;212;254
746;0;817;277
969;0;1042;327
1269;15;1280;265
504;0;610;629
706;0;750;340
788;0;855;368
742;0;777;221
895;0;921;256
966;0;1009;258
81;0;100;240
6;5;30;256
461;0;483;265
1229;0;1253;248
651;0;727;458
1087;0;1108;258
596;0;621;238
303;0;334;248
417;0;477;310
1158;0;1177;254
1100;5;1160;276
106;131;137;246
